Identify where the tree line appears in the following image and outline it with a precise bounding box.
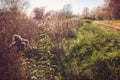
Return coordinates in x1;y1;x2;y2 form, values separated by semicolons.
81;0;120;20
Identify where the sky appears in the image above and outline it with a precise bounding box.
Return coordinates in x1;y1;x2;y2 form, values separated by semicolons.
27;0;104;15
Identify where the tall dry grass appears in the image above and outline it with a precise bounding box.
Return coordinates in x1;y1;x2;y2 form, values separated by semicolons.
0;9;39;80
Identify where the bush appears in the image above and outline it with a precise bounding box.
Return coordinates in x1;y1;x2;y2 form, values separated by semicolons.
62;23;120;79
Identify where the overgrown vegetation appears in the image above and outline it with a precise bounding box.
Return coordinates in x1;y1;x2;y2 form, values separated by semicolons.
0;0;120;80
63;23;120;80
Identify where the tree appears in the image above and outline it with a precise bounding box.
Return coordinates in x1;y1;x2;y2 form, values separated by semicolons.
102;6;112;19
95;6;105;20
89;5;112;20
82;7;89;19
0;0;28;10
62;4;73;18
33;7;45;20
109;0;120;19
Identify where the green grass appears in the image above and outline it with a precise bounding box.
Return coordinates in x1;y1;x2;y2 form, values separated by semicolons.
63;22;120;80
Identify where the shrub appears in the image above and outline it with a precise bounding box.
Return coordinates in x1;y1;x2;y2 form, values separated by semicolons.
62;23;120;79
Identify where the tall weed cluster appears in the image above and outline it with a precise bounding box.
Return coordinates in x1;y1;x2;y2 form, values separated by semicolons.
0;7;120;80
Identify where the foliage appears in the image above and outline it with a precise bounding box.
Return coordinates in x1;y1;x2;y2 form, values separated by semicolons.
33;7;45;20
0;8;38;80
1;1;120;80
109;0;120;19
63;23;120;79
0;0;28;11
81;0;120;20
24;35;54;80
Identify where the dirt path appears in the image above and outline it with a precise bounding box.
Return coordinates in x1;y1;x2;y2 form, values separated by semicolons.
94;21;120;31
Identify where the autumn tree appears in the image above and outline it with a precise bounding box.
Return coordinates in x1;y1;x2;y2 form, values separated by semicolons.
89;4;112;20
33;7;45;20
109;0;120;19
